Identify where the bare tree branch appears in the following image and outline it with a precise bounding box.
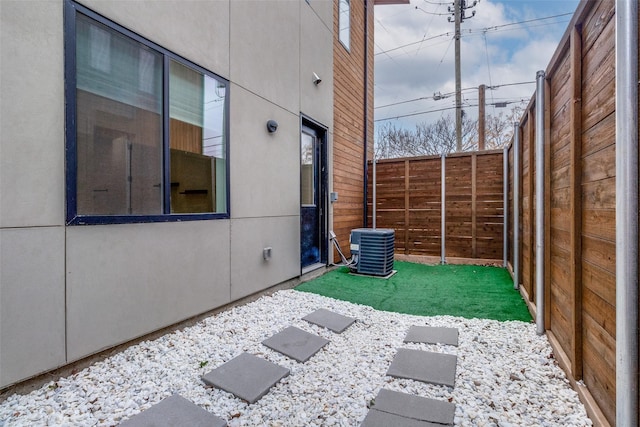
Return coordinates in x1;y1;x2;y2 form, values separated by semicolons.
375;113;478;159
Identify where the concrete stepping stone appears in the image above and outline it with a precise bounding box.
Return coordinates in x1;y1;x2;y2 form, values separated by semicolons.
360;409;443;427
302;308;356;333
404;325;459;346
369;388;455;425
202;352;289;404
386;348;457;387
262;326;330;362
119;394;227;427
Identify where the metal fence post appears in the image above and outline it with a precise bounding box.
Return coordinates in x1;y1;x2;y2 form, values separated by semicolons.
513;123;521;290
441;154;446;264
535;70;546;336
503;147;508;268
616;0;639;423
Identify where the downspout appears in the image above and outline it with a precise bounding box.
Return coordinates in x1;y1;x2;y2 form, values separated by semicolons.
615;0;639;424
362;0;370;227
513;122;520;290
535;70;546;336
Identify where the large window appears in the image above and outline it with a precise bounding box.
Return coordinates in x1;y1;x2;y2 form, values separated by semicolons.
339;0;350;50
65;1;229;224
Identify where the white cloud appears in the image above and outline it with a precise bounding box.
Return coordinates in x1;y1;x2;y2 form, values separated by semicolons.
373;0;578;130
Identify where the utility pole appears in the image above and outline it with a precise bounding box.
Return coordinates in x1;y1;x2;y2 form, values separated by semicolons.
454;0;462;152
448;0;477;152
478;83;486;150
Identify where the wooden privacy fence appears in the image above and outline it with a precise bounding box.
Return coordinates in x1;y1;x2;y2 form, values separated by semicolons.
367;3;627;423
507;1;619;425
366;150;506;262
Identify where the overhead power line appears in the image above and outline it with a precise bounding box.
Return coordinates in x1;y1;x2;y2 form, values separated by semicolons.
376;86;475;109
375;81;535;110
480;12;573;32
375;12;573;57
415;6;450;16
375;32;452;56
422;0;449;5
375;98;529;122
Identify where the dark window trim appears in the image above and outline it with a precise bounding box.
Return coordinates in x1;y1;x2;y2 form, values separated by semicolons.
64;0;230;225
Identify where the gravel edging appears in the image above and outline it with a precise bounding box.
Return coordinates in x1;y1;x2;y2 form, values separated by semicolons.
0;290;593;426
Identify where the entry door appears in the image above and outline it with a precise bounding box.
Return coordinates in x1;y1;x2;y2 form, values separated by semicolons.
300;123;327;269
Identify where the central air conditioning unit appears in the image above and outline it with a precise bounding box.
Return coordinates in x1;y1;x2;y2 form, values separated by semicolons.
349;228;395;276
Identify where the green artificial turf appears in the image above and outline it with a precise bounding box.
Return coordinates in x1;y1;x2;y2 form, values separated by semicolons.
295;261;532;322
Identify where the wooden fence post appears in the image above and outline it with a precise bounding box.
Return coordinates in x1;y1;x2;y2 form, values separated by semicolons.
527;109;535;302
513;123;521;289
569;24;583;380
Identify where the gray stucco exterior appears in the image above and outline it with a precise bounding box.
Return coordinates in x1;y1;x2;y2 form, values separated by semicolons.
0;0;334;388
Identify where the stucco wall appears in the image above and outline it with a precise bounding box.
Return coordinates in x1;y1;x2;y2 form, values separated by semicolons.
0;0;334;388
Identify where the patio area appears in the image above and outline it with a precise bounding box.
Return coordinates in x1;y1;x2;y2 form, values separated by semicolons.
0;267;592;426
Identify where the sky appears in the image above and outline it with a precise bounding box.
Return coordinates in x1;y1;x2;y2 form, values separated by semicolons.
373;0;580;133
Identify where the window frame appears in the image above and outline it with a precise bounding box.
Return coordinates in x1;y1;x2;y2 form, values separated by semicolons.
64;0;230;225
338;0;351;51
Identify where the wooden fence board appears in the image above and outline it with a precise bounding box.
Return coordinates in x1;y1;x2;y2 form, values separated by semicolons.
551;164;571;190
582;234;615;274
582;260;616;307
581;112;615;158
580;0;615;54
583;286;615;338
582;144;615;183
582;312;616;423
369;151;503;262
582;177;615;210
582;208;615;241
550;281;572;350
551;187;570;209
551;226;571;250
550;245;571;288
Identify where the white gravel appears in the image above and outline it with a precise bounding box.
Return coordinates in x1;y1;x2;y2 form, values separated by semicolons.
0;290;592;427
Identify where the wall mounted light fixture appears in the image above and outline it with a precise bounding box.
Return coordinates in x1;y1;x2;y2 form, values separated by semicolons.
266;120;278;133
313;72;322;85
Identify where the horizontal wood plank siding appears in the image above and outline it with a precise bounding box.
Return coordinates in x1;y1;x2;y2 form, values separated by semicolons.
332;0;374;259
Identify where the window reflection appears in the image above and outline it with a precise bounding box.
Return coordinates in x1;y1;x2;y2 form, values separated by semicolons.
301;132;315;206
339;0;350;49
169;60;226;213
76;15;163;215
71;10;229;221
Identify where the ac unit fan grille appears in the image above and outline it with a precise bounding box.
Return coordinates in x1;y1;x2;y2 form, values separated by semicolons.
351;228;395;276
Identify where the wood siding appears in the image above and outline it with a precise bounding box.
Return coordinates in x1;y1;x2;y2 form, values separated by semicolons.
332;0;375;259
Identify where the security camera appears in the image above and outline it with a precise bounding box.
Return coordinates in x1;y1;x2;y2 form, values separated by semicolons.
313;72;322;85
